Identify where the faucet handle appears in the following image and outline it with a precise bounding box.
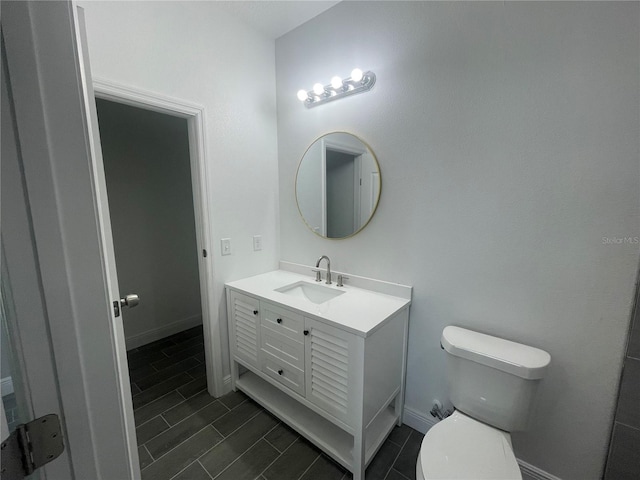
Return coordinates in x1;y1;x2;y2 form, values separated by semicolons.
337;274;349;287
311;269;322;282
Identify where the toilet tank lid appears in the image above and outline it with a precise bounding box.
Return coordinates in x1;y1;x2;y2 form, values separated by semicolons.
442;326;551;379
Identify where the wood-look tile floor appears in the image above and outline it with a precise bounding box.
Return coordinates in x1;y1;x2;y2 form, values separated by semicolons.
129;326;423;480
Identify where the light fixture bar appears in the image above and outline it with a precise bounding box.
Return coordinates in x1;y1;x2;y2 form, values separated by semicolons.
297;69;376;108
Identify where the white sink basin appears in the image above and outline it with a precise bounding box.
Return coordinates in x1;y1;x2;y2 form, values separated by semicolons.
275;281;345;305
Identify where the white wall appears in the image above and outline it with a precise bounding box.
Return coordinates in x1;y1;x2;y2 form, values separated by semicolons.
96;99;202;347
276;2;640;479
79;1;280;374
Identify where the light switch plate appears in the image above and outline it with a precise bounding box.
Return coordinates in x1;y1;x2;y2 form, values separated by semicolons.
253;235;262;251
221;238;231;256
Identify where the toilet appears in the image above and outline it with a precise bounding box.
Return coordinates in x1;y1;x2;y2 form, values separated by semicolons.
416;326;551;480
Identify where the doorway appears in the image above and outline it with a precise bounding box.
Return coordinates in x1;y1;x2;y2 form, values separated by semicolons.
96;99;202;349
92;80;225;402
95;97;218;427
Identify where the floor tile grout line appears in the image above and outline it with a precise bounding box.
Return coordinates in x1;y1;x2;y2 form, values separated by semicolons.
141;423;217;472
132;372;195;403
167;459;195;480
159;391;229;426
256;430;302;479
254;447;284;480
142;444;154;463
197;459;215;480
133;390;181;418
258;434;321;478
135;409;171;430
143;399;228;457
133;357;204;386
207;400;263;440
380;435;409;480
294;452;322;480
386;430;419;480
136;413;175;448
203;422;281;480
261;437;282;454
389;467;412;480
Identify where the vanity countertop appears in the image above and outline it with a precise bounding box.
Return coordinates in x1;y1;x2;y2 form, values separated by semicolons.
226;269;411;337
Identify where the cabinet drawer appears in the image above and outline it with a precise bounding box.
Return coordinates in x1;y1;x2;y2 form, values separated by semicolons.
262;350;305;396
262;303;304;341
260;326;304;371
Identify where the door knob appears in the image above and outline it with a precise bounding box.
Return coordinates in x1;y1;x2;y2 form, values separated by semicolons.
120;294;140;308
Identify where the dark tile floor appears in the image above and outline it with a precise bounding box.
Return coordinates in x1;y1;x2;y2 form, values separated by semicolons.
129;326;423;480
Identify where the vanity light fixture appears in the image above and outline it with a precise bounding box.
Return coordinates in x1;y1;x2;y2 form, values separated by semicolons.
296;68;376;108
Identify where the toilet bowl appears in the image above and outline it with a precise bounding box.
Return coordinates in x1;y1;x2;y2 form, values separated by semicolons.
415;326;550;480
416;411;521;480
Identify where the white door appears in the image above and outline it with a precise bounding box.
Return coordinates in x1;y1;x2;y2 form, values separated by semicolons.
2;1;138;478
1;38;73;478
359;152;380;225
72;4;140;476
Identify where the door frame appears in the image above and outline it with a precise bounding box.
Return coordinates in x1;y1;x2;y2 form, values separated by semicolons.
92;79;225;398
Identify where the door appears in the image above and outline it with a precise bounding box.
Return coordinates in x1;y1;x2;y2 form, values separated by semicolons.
1;37;73;478
359;152;380;227
1;1;139;478
69;3;140;475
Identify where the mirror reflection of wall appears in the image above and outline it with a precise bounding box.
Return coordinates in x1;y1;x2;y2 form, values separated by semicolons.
296;133;380;239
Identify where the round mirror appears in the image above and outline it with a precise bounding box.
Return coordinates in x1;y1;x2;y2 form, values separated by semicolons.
295;132;381;239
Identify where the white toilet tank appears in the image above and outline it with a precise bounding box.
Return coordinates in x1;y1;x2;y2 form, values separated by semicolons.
442;326;551;432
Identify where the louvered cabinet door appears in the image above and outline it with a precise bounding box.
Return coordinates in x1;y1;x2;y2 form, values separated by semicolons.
304;317;359;426
229;291;261;368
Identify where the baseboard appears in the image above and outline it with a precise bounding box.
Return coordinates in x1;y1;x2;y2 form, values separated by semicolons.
1;377;14;397
402;406;562;480
402;405;438;434
517;459;563;480
126;314;202;350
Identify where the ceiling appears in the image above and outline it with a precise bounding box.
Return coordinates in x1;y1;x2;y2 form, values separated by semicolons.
216;0;340;39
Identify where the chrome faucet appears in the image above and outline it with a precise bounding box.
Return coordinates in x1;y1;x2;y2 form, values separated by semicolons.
315;255;332;285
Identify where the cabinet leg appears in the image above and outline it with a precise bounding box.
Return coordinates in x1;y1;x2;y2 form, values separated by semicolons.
395;394;404;426
230;360;238;392
353;431;365;480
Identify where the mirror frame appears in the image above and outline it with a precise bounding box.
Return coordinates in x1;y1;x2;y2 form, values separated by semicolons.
295;131;381;240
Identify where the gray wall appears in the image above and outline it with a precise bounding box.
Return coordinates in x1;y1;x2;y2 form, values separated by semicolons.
276;2;640;478
96;99;202;346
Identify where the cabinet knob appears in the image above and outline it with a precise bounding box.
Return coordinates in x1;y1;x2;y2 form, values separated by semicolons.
276;318;282;324
278;369;283;375
253;310;258;315
303;330;309;336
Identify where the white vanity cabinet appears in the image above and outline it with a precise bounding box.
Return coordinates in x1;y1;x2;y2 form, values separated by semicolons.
226;269;411;480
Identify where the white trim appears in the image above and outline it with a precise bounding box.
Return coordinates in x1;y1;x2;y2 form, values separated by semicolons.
402;405;438;434
0;377;14;397
403;406;562;480
92;78;224;398
125;315;203;351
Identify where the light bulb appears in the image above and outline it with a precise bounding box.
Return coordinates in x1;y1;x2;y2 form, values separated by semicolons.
331;76;343;90
351;68;363;82
297;89;308;102
313;83;325;95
